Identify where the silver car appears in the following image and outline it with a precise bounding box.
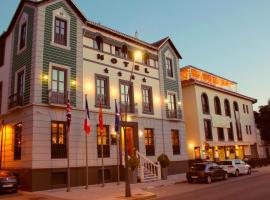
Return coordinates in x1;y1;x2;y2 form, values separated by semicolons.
218;159;251;177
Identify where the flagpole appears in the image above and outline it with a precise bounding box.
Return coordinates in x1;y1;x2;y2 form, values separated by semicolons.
66;100;72;192
115;99;120;185
101;129;105;187
85;129;89;189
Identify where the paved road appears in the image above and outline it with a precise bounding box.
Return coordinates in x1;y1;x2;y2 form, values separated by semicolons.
151;170;270;200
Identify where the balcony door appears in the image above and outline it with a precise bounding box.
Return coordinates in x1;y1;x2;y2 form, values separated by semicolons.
52;67;67;104
17;70;24;105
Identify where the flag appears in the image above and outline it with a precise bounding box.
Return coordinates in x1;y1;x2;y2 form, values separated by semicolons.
66;100;72;130
115;100;120;132
84;95;91;134
99;98;104;135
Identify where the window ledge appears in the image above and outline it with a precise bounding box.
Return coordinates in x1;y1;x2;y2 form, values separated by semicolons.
166;76;176;81
95;104;111;109
50;41;71;50
17;46;27;55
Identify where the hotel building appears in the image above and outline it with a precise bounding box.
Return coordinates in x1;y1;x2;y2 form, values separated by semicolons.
180;66;259;161
0;0;187;191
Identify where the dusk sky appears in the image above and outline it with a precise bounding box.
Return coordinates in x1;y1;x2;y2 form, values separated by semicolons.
1;0;269;110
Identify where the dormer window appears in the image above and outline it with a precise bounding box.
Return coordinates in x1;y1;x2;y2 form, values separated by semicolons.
17;12;28;54
51;7;71;50
54;17;67;46
19;22;27;50
166;57;174;78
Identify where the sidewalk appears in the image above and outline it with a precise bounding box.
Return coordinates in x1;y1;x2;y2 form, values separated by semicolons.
34;173;186;200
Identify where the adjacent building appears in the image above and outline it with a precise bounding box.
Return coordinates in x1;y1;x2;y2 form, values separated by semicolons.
0;0;187;191
180;65;259;161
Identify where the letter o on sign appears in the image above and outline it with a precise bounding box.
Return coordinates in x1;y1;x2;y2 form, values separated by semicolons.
111;58;117;64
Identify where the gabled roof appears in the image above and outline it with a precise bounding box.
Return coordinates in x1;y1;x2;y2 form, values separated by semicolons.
152;37;182;59
1;0;87;39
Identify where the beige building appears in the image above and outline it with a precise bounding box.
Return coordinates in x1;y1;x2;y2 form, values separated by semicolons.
180;65;259;161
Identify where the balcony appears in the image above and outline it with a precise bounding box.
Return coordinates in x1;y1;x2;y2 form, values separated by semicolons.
166;108;182;120
9;93;24;109
49;90;69;105
120;102;138;114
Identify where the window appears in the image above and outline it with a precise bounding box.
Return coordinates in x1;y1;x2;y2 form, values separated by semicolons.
246;125;249;134
224;99;231;117
120;80;134;113
201;93;210;114
19;22;27;50
14;123;22;160
0;38;5;66
143;54;149;65
51;121;67;158
243;104;246;113
94;36;103;51
249;125;252;135
121;45;128;59
16;69;25;105
217;128;224;141
204;119;213;140
51;67;67;104
54;18;67;46
214;96;222;115
97;125;110;158
246;105;249;114
0;82;2;114
141;85;153;114
227;122;234;141
115;46;121;57
167;92;177;118
171;130;180;155
95;74;110;107
166;58;173;78
233;101;239;111
233;101;242;141
144;128;155;156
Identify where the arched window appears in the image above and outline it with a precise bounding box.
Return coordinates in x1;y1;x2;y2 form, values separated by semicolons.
214;96;222;115
143;53;149;65
224;99;231;117
121;45;128;59
233;101;239;111
94;36;103;51
201;93;210;114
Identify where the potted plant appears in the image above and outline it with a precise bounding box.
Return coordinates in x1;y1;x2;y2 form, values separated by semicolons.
128;155;140;184
157;153;170;180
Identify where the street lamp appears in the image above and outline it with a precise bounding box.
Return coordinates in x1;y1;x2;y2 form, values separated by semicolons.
123;50;141;197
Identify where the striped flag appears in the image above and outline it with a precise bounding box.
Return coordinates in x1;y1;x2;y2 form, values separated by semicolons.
115;100;120;132
99;98;104;135
66;100;72;130
84;95;91;135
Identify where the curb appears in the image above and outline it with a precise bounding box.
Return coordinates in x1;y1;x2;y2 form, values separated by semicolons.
117;192;157;200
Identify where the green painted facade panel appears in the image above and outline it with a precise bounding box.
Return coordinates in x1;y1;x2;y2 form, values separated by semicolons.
161;44;180;99
42;1;77;106
11;6;34;105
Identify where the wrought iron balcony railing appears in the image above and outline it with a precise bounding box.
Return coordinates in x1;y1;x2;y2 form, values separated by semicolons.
8;93;24;109
48;90;69;105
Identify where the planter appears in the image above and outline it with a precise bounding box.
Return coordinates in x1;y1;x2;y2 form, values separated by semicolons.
128;169;138;184
161;167;168;180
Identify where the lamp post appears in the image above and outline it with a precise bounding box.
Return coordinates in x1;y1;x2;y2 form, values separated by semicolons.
123;50;141;197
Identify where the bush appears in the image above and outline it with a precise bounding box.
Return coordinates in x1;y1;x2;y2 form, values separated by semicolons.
128;155;140;171
157;153;170;168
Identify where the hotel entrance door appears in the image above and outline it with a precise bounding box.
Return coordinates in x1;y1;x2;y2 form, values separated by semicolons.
121;122;139;156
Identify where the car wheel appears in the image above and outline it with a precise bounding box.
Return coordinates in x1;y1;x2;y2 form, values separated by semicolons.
235;169;239;177
247;168;251;175
223;173;228;180
206;175;212;184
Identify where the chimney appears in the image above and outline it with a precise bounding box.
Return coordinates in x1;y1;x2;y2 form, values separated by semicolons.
135;30;138;39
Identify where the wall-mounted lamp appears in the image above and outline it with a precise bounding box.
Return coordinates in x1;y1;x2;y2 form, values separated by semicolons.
71;80;76;86
43;75;48;81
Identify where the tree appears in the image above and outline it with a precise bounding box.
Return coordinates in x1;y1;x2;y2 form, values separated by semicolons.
254;100;270;142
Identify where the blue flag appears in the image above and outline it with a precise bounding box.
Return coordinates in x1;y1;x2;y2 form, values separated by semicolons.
115;100;120;132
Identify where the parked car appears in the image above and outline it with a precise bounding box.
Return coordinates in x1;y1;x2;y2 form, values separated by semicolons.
218;159;251;177
0;170;19;193
186;162;228;184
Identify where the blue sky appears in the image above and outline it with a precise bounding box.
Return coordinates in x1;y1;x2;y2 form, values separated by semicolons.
1;0;269;110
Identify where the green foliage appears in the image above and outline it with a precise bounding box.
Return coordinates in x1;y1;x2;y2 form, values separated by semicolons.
157;153;170;168
128;155;140;171
255;100;270;142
